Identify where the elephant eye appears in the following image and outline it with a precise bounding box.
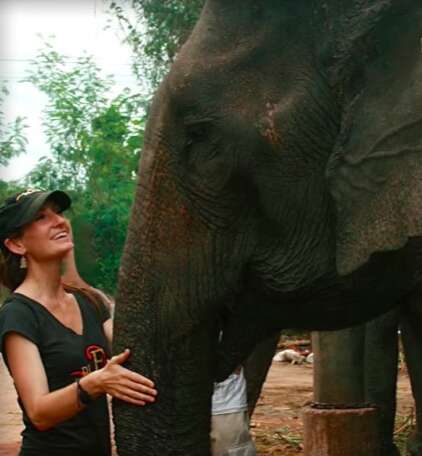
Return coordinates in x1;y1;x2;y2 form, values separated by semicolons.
182;120;218;171
185;122;209;146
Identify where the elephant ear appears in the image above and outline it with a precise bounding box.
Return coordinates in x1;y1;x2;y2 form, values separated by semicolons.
326;7;422;276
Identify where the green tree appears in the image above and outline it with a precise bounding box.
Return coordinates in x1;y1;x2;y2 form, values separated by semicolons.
108;0;204;86
24;42;116;190
0;84;28;167
0;83;28;212
0;179;24;204
22;42;146;292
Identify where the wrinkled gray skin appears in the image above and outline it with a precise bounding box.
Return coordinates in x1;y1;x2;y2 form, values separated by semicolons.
112;1;422;454
364;297;422;455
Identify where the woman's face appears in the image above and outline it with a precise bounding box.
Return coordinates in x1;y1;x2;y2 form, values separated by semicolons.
12;201;73;263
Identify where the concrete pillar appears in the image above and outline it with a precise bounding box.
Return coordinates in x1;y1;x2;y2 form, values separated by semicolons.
303;404;379;456
302;328;380;456
313;328;365;403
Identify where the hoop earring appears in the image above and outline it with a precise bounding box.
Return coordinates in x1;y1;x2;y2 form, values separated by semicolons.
20;256;27;269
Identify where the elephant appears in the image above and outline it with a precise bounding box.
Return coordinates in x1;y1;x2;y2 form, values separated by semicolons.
111;1;422;454
315;297;422;456
364;294;422;455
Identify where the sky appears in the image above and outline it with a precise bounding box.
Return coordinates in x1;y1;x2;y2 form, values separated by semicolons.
0;0;140;181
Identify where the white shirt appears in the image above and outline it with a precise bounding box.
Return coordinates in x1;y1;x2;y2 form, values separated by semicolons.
211;367;248;415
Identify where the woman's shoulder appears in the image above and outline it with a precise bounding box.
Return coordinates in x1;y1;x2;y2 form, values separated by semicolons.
1;292;39;313
0;293;43;326
0;293;42;355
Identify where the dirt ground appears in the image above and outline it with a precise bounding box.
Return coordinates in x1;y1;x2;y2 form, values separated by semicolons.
251;362;415;455
0;355;415;456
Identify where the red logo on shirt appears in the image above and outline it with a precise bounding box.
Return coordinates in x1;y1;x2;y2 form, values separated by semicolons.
70;344;108;378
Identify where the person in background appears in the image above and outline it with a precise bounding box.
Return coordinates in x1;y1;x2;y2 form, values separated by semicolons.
211;364;257;456
0;189;157;456
60;220;115;318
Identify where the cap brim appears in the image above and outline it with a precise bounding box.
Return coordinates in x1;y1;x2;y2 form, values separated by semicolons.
20;190;72;227
46;190;72;213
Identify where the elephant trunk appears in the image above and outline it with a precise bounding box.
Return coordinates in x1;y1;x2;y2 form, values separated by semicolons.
113;320;217;455
112;147;224;455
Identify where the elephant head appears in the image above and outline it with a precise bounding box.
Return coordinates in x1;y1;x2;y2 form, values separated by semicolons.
112;1;422;454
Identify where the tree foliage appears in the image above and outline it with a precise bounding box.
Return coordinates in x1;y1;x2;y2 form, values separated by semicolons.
1;1;203;292
0;179;23;204
108;0;204;86
24;42;115;190
0;84;28;167
19;42;146;292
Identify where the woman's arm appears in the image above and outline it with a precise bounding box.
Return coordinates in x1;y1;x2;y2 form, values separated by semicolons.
5;332;157;431
103;318;113;345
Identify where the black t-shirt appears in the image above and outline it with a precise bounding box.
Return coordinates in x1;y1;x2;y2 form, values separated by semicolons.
0;291;112;456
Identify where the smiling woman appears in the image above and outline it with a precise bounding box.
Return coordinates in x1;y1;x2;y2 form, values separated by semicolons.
0;189;72;290
0;189;157;456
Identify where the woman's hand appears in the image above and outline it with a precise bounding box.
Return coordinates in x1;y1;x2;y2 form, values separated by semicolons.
84;349;157;406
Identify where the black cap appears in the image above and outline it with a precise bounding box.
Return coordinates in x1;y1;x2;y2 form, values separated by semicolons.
0;189;71;242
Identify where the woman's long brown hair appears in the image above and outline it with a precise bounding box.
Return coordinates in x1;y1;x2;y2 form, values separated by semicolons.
0;243;26;292
0;244;110;318
62;283;108;318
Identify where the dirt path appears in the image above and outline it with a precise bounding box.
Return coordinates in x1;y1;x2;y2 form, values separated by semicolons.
251;363;415;455
0;356;414;456
0;356;22;456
